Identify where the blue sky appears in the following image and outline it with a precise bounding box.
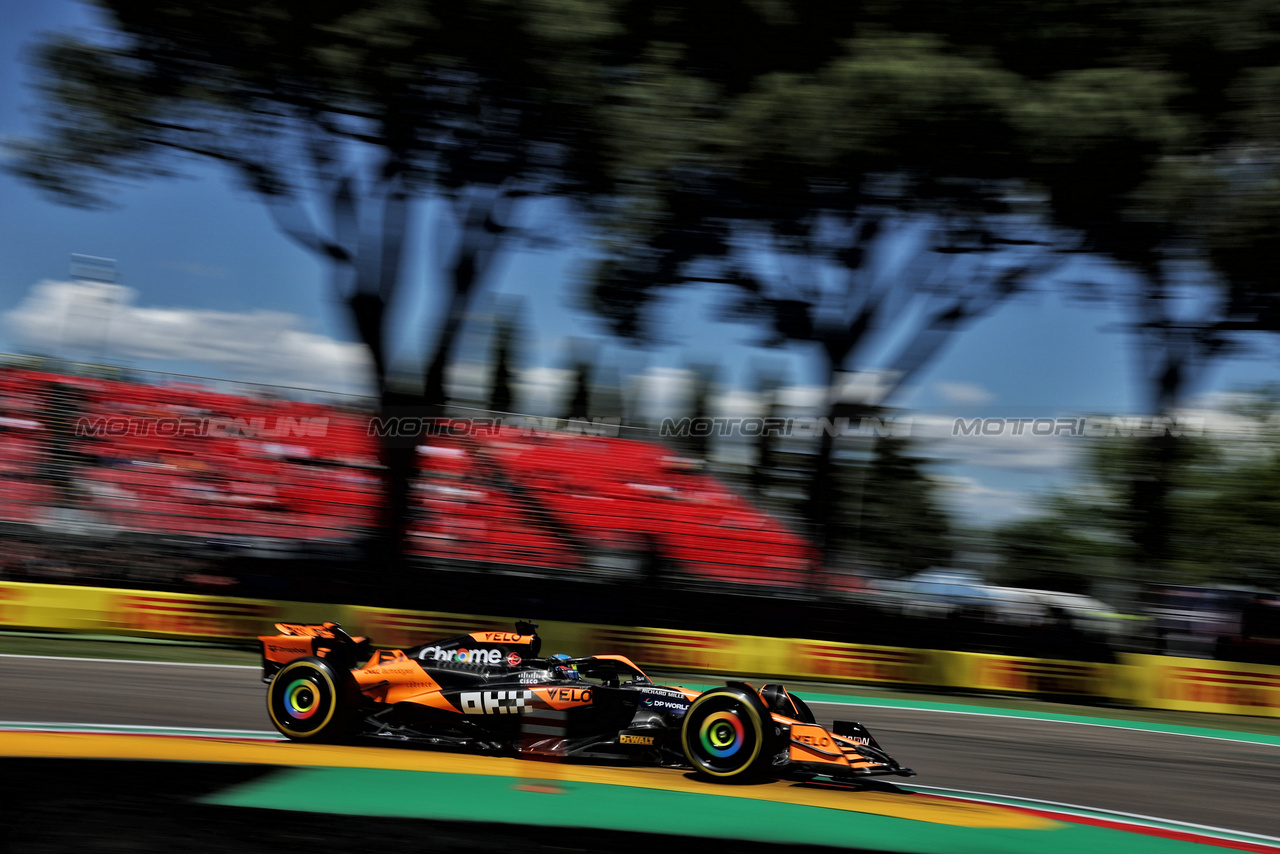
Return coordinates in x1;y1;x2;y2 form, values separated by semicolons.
5;0;1280;526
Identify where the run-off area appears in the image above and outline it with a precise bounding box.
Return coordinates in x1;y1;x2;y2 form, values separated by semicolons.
0;757;1249;854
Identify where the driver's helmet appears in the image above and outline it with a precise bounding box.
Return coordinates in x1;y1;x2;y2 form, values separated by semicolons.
550;653;580;680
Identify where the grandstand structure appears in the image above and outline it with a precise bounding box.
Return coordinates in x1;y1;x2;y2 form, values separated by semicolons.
0;364;817;593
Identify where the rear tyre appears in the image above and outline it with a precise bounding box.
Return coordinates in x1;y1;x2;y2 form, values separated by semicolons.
680;686;778;781
267;656;360;741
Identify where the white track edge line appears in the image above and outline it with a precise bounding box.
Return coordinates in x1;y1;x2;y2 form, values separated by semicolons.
811;699;1280;746
0;721;277;735
0;653;256;668
907;783;1280;843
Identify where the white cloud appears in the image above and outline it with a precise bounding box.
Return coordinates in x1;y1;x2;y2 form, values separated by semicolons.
633;366;694;418
908;413;1082;473
5;279;375;396
934;475;1043;524
1177;391;1279;439
936;381;995;405
513;365;574;415
771;384;826;411
713;387;766;419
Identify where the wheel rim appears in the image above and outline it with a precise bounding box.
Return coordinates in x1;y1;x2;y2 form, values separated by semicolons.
284;678;319;720
269;661;339;738
683;691;765;777
699;711;745;757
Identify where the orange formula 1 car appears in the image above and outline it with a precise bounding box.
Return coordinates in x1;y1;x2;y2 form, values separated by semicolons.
259;620;914;782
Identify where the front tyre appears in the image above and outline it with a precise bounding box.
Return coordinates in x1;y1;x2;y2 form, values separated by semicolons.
267;656;359;741
680;686;777;781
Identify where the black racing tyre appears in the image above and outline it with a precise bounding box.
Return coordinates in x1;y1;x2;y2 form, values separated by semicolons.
680;685;778;781
759;683;817;723
266;656;360;741
790;693;816;724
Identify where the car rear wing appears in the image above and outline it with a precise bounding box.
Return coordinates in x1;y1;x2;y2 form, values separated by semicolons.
259;621;370;683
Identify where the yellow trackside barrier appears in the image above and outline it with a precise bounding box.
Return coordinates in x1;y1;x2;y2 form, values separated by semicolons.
937;652;1118;698
1121;653;1280;717
579;624;786;677
12;581;1280;718
0;582;332;641
105;590;288;640
0;583;113;633
784;638;938;686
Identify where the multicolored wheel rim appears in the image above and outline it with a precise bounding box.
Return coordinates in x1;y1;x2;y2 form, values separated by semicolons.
682;690;765;777
268;661;337;738
284;678;319;720
699;710;745;757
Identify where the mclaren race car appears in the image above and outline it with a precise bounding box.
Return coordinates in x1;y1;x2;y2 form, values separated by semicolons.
259;620;914;782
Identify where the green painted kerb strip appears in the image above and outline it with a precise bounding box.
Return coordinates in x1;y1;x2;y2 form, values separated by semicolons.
201;766;1237;854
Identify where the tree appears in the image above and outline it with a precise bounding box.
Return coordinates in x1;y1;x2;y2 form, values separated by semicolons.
992;396;1280;591
844;435;954;576
749;368;786;499
590;363;625;426
583;1;1280;571
486;301;523;415
559;340;595;423
677;364;716;461
583;34;1076;554
992;511;1124;596
9;0;619;564
889;0;1280;582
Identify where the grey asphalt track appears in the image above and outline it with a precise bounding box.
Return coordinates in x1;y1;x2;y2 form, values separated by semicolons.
2;654;1278;838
